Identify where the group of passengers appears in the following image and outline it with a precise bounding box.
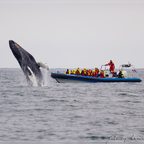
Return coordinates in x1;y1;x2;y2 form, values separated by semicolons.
65;60;124;78
65;68;105;78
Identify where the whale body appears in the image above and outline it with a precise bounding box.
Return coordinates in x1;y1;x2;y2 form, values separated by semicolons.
9;40;48;86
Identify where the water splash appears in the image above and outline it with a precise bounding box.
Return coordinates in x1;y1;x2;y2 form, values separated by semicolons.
41;68;49;87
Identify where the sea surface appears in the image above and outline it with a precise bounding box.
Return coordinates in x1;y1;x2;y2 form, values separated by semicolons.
0;68;144;144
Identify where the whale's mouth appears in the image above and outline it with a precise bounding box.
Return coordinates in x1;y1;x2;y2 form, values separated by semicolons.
9;40;15;49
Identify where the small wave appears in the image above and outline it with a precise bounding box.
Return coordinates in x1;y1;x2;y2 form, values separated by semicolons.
85;135;110;140
47;99;68;103
132;100;141;103
119;92;139;97
119;93;127;96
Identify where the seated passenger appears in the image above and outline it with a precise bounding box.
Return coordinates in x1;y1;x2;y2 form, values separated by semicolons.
118;70;124;78
95;68;99;77
81;70;85;76
92;70;96;77
88;69;92;76
76;68;81;75
100;70;105;78
83;68;87;76
85;70;88;76
70;69;75;75
65;69;70;74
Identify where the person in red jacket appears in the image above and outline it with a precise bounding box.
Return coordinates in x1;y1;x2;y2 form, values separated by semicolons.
87;69;92;76
100;70;105;78
81;70;85;76
70;69;75;75
92;68;99;77
105;60;115;75
83;68;87;76
65;69;70;74
95;68;99;77
76;68;81;75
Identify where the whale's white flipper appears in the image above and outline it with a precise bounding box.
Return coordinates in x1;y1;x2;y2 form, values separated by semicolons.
37;62;49;70
27;66;38;87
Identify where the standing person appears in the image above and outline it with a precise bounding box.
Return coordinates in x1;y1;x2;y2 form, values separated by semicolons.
105;60;115;75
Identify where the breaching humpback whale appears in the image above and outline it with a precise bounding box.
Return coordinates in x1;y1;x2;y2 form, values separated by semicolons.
9;40;49;86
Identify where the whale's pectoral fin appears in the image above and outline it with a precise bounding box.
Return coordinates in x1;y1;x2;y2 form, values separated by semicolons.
27;67;32;76
37;62;49;70
27;66;38;86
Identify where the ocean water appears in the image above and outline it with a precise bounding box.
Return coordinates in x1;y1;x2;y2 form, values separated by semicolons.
0;68;144;143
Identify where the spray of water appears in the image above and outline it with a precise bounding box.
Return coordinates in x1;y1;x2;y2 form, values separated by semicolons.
41;68;49;87
19;69;49;87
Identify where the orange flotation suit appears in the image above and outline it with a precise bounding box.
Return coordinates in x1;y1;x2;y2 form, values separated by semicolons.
92;70;96;77
100;71;105;78
106;61;115;75
88;69;92;76
70;69;75;75
95;68;99;77
81;70;85;76
76;68;81;75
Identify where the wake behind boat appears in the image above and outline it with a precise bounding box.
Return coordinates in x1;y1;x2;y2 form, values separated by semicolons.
51;63;142;83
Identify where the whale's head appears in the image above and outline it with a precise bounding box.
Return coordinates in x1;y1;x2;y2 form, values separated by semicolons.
9;40;22;62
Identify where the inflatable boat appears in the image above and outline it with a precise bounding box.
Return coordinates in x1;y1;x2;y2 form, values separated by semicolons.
51;63;142;83
51;72;141;83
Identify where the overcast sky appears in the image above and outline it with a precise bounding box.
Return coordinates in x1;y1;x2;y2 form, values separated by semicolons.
0;0;144;69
